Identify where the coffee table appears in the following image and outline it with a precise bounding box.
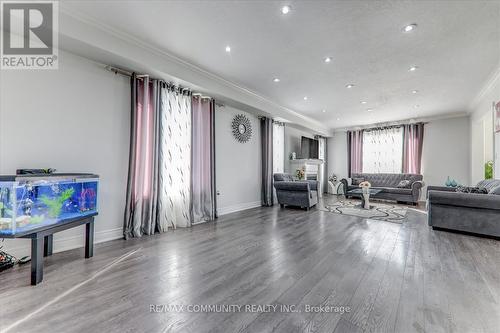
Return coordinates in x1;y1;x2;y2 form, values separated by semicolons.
347;188;382;209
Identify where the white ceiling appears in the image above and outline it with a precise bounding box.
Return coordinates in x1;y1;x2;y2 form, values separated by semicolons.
62;0;500;129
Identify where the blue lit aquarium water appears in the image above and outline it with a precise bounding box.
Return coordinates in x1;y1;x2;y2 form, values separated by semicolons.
0;174;99;236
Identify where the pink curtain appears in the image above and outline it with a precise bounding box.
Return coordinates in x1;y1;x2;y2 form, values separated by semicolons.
347;130;363;177
191;97;216;223
403;123;424;174
124;75;159;238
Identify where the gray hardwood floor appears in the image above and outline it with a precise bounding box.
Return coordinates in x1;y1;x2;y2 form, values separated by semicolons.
1;196;499;333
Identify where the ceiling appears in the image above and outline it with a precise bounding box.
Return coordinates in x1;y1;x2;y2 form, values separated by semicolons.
62;1;500;129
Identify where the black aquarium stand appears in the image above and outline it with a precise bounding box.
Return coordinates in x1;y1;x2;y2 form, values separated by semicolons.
2;214;96;285
0;173;99;285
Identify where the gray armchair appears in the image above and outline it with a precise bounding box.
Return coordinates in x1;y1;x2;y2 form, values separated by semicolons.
273;173;318;210
427;180;500;238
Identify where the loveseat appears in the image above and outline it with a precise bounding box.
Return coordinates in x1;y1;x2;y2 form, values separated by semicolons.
340;173;424;205
427;179;500;238
273;173;318;210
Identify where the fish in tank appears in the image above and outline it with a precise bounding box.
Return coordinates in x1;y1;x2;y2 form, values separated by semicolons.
0;174;98;236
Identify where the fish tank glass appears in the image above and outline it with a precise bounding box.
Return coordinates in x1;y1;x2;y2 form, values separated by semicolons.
0;174;98;237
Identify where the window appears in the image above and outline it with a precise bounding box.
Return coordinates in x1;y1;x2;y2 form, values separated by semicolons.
362;127;403;173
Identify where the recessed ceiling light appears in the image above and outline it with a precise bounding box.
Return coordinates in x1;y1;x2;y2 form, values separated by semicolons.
346;84;355;89
324;57;332;63
225;45;231;52
403;24;417;33
322;109;326;113
273;78;280;82
366;108;373;112
303;96;308;101
361;101;367;104
408;66;419;72
412;90;419;94
336;118;340;121
281;5;291;15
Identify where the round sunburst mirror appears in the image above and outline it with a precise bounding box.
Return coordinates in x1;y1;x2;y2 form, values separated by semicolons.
231;114;252;143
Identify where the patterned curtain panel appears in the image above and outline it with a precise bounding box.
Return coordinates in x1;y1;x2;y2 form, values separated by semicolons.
261;117;274;206
158;84;192;230
124;76;192;238
403;123;424;174
347;130;363;177
191;97;217;224
317;136;327;193
362;127;403;174
124;75;160;238
272;122;285;174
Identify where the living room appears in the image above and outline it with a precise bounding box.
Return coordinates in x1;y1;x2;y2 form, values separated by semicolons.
0;1;499;332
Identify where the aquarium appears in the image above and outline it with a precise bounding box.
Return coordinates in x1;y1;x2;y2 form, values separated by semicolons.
0;174;98;237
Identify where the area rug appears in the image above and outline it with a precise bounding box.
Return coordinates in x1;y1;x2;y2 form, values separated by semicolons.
323;199;408;224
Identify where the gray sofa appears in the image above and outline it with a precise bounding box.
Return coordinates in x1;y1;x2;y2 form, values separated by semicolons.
273;173;318;210
427;179;500;238
340;173;424;205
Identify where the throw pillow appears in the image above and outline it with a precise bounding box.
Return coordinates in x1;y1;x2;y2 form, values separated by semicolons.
476;179;499;192
455;186;488;194
352;177;364;185
489;186;500;195
397;180;411;188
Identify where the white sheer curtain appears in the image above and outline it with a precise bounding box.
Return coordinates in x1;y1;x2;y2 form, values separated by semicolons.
157;86;192;230
273;122;285;174
362;127;403;174
317;136;326;193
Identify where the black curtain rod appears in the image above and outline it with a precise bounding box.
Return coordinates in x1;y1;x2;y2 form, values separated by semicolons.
347;121;427;132
105;65;216;100
363;124;404;132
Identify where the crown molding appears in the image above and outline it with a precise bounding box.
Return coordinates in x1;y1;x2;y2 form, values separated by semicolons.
468;60;500;112
58;5;330;135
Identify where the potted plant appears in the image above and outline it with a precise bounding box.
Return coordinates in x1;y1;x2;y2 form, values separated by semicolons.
485;161;493;180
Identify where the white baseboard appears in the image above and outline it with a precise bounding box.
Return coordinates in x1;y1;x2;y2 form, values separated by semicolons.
95;227;124;243
217;201;261;216
2;227;123;258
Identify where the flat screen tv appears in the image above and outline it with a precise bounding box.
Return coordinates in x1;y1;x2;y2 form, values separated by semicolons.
300;136;319;159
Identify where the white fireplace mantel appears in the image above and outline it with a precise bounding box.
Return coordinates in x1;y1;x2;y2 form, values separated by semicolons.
289;159;324;165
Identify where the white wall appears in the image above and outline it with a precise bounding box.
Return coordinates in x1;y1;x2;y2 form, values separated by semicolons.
327;132;348;181
470;118;486;183
215;106;262;215
470;68;500;183
470;113;494;183
421;116;471;196
0;50;130;257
